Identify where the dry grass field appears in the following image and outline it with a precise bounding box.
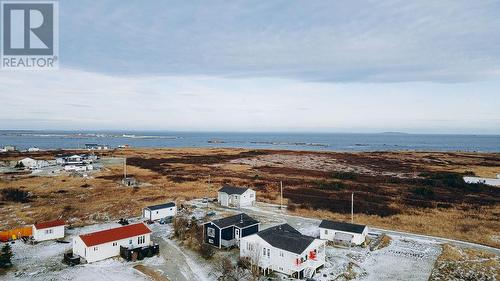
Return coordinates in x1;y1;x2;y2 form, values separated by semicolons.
0;148;499;248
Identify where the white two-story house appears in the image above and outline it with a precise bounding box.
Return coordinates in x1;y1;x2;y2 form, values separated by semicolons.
218;185;256;208
240;224;326;279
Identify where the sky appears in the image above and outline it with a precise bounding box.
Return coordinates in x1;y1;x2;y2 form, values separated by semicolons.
1;0;500;133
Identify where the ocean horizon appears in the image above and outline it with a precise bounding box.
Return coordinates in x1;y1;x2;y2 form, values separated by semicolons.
1;130;499;152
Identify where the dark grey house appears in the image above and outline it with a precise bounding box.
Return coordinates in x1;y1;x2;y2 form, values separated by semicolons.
203;213;260;248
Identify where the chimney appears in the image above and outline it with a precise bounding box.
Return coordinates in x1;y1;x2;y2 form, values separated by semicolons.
240;214;243;224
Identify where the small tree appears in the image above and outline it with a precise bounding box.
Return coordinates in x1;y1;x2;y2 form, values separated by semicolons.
0;243;14;268
14;162;24;169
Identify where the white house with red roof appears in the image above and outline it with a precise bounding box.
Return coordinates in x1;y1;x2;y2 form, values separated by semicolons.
72;223;152;263
32;220;65;242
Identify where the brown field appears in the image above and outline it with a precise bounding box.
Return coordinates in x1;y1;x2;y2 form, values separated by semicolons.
0;148;499;248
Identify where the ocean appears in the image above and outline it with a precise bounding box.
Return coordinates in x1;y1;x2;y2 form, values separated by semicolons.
0;131;499;152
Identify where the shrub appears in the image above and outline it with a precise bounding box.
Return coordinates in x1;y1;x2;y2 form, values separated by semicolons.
316;181;346;190
331;171;358;180
200;244;214;259
237;257;251;269
412;186;435;198
0;188;30;203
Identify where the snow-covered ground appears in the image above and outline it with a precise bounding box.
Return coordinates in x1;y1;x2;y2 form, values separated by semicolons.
3;199;492;281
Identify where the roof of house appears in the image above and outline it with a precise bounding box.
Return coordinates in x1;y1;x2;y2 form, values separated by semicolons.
257;224;315;254
79;223;151;247
319;220;367;234
218;185;249;195
34;220;65;230
208;213;259;229
145;202;175;210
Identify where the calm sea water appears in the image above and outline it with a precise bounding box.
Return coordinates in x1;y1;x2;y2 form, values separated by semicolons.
0;131;499;152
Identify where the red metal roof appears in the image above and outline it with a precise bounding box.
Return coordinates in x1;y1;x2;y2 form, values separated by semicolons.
34;220;65;230
79;223;151;247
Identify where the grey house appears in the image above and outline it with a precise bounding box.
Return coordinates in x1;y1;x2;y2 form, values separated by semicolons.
203;213;260;248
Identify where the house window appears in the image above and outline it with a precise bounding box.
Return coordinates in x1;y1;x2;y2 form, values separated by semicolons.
207;227;215;238
247;242;254;251
280;251;284;257
250;194;254;198
129;239;132;244
267;249;270;258
113;242;117;246
138;235;145;244
156;211;159;214
324;229;328;235
262;247;266;256
93;246;98;251
45;229;53;234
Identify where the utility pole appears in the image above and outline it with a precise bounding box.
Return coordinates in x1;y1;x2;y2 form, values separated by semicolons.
351;192;354;223
124;157;127;179
280;181;283;211
207;174;211;209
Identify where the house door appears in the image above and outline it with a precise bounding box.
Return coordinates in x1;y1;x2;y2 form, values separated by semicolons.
235;228;240;240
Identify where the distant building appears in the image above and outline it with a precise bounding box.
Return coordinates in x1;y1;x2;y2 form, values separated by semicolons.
240;224;326;279
85;144;109;150
463;176;500;187
18;157;49;170
32;220;65;242
204;213;260;249
73;223;152;263
64;164;93;172
218;185;256;208
18;157;37;169
319;220;368;245
56;154;97;165
27;147;40;152
122;177;138;187
3;145;16;152
143;202;177;221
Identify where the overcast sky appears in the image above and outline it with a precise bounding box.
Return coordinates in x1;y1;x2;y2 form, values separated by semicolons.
2;1;500;133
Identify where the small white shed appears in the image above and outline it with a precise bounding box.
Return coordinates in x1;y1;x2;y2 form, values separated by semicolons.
319;220;368;245
218;185;256;208
32;220;65;242
143;202;176;221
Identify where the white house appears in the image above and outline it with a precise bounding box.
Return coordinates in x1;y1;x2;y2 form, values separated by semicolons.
18;157;49;170
73;223;152;263
218;185;256;208
143;202;177;221
463;176;500;187
64;164;93;172
240;224;326;279
32;220;65;242
3;145;16;152
319;220;368;245
85;144;109;150
27;147;40;152
19;157;37;169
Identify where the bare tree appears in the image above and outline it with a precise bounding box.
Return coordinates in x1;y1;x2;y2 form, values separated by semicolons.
242;242;263;281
